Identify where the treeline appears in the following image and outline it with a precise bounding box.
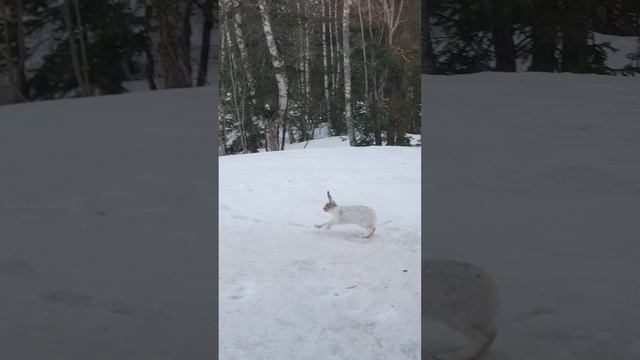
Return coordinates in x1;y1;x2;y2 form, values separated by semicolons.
219;0;421;155
0;0;217;104
422;0;640;74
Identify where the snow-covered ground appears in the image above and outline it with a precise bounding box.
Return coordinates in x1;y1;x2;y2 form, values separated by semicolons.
0;86;218;359
422;73;640;359
219;145;421;359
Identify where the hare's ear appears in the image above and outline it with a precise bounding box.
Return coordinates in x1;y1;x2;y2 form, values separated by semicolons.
327;191;336;205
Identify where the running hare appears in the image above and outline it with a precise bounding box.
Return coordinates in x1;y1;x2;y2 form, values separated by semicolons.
314;191;377;238
423;259;499;360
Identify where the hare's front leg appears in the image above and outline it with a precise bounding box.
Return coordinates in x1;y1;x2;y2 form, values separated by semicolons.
314;221;331;229
314;219;336;230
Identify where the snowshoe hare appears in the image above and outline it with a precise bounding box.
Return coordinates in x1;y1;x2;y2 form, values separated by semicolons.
423;259;499;360
314;191;377;238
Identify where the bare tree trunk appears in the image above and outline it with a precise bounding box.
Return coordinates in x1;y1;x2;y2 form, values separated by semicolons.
197;0;214;86
258;0;288;152
357;0;368;100
378;0;404;46
145;47;158;90
183;1;192;80
422;0;434;73
321;0;331;133
366;0;377;100
343;0;355;145
62;0;89;95
304;2;312;139
219;18;227;154
328;0;336;103
146;0;192;89
223;20;244;153
295;0;307;142
333;0;341;91
0;0;27;102
143;1;157;89
231;0;256;104
529;0;559;72
14;0;26;99
73;0;91;90
561;0;595;73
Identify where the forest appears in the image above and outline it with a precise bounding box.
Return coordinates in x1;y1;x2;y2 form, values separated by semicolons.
0;0;217;103
422;0;640;74
219;0;421;154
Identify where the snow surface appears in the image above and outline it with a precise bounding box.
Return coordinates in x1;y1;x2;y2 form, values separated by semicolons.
422;72;640;359
219;145;421;360
0;86;218;359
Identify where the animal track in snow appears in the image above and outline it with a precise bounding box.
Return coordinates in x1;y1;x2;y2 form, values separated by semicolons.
0;257;40;279
226;283;255;301
43;289;138;316
230;214;263;223
500;306;555;327
43;290;93;309
287;222;310;228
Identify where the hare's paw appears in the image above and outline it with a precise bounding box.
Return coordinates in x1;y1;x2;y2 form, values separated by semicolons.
313;224;323;229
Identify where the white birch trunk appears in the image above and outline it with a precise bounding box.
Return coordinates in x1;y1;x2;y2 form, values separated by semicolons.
304;28;311;138
333;0;341;89
320;0;331;132
218;19;227;155
357;0;369;101
145;0;192;89
328;0;336;100
73;0;90;93
367;0;377;100
343;0;355;145
231;0;255;104
62;0;89;95
258;0;288;152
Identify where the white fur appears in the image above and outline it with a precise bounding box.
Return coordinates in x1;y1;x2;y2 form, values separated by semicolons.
423;259;499;360
314;205;377;238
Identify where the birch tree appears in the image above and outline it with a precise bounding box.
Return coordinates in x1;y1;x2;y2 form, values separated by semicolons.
357;0;369;100
145;0;192;89
258;0;288;151
343;0;355;145
230;0;255;105
195;0;214;86
321;0;331;132
0;0;27;102
62;0;90;95
73;0;90;89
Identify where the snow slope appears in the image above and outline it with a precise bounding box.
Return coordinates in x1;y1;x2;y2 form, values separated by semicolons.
422;73;640;359
219;145;421;360
0;86;218;359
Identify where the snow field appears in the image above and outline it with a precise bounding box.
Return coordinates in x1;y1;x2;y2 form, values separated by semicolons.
219;146;421;360
422;72;640;359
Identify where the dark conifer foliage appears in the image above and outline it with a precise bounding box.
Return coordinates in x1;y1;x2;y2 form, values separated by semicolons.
0;0;217;103
423;0;640;75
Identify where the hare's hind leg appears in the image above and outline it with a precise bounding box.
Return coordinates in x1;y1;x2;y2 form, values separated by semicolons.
462;323;496;360
434;322;496;360
357;226;376;238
